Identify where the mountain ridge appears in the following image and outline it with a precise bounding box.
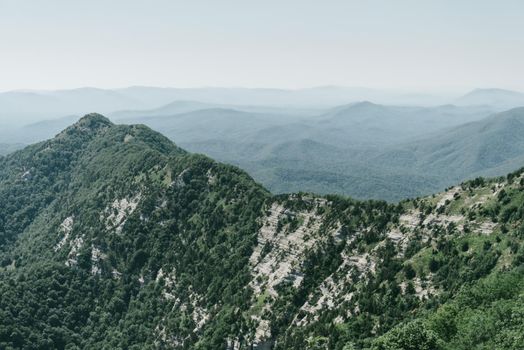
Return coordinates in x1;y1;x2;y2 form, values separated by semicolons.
0;114;523;349
456;88;524;109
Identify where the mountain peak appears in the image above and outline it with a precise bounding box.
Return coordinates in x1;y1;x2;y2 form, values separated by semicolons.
75;113;113;128
56;113;113;139
326;101;386;119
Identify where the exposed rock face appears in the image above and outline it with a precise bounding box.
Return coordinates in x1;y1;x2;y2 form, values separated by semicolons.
249;202;324;297
54;216;74;252
65;236;84;267
90;246;104;275
102;194;141;234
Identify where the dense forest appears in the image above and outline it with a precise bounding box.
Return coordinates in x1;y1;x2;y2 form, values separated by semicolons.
0;114;523;349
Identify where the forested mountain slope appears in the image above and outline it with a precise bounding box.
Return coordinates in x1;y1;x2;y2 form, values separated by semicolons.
0;114;523;349
373;107;524;183
117;103;495;201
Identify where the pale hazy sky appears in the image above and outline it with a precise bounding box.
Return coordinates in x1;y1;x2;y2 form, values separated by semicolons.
1;0;523;92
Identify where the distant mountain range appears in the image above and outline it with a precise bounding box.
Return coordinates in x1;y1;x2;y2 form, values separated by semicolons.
1;87;524;201
4;85;518;126
455;88;524;109
157;104;524;200
374;107;524;178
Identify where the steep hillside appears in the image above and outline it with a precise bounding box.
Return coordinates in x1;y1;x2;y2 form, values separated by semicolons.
0;114;271;349
374;107;524;186
0;115;523;349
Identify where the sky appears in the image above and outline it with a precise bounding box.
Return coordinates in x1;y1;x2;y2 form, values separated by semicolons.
0;0;523;92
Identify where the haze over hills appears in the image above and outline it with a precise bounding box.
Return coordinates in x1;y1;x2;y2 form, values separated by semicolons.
455;88;524;110
114;85;455;109
1;86;524;201
111;100;324;121
373;107;524;178
0;114;523;349
0;85;499;127
112;102;521;200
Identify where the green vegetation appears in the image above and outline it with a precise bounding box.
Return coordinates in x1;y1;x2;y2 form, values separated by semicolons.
0;114;523;349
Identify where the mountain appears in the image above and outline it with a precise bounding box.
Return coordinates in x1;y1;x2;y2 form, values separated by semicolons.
111;100;226;120
313;102;494;146
0;114;523;349
0;85;455;128
0;102;511;201
115;86;452;108
106;102;494;200
0;143;24;156
373;107;524;187
169;103;496;200
186;138;436;201
455;88;524;110
239;105;524;201
111;100;323;121
120;108;299;145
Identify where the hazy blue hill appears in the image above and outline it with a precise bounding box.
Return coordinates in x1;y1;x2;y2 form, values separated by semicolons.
418;107;524;174
111;100;224;120
0;85;512;127
122;108;295;144
316;102;494;146
227;139;439;200
0;143;24;156
115;85;452;107
0;98;519;201
455;88;524;110
158;102;492;150
111;100;323;121
374;107;524;183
